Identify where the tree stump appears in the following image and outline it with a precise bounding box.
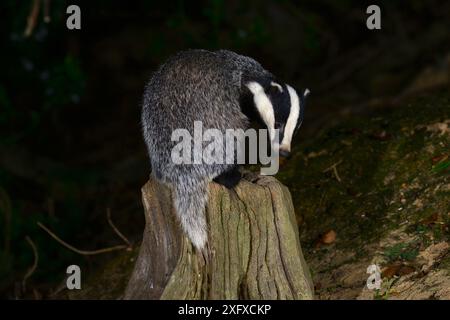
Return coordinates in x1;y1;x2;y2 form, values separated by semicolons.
124;172;314;300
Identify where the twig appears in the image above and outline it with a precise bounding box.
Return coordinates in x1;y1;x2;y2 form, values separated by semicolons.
24;0;41;37
33;289;42;300
22;236;39;292
48;280;68;298
43;0;51;23
332;166;342;182
323;160;343;182
37;222;128;255
107;208;132;249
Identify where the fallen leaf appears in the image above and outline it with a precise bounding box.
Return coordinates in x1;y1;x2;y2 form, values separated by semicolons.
382;263;402;279
420;213;439;226
320;230;337;244
431;154;448;164
398;265;415;276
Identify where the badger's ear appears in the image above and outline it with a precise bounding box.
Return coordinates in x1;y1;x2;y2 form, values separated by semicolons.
303;88;311;99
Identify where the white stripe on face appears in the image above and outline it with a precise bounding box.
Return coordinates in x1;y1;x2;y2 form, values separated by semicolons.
281;85;300;152
246;81;276;142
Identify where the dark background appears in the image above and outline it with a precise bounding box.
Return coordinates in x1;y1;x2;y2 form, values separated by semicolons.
0;0;449;299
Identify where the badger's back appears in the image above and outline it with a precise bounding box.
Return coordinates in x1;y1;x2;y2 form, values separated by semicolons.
142;49;260;182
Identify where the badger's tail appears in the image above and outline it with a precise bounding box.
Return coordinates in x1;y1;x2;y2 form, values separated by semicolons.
173;178;209;250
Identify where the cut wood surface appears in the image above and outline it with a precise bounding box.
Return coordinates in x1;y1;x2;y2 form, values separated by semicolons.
124;172;314;300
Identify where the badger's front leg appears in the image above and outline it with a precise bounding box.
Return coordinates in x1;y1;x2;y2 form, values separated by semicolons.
213;166;242;189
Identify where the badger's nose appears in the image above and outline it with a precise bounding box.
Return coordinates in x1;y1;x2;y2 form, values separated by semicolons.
279;149;291;158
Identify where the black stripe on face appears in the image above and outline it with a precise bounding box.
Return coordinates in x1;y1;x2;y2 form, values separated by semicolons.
294;88;309;136
265;83;291;141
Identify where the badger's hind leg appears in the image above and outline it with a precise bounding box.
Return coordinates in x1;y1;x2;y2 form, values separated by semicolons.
213;166;241;189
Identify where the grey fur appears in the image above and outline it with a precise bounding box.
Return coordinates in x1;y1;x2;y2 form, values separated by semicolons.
141;49;290;250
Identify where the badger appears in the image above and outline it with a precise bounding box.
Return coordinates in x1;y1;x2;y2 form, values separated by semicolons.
141;49;309;251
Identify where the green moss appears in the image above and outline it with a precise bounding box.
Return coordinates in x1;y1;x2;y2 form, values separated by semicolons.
278;93;450;255
383;242;419;262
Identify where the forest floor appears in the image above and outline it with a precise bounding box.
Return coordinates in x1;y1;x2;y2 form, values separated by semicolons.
279;93;450;299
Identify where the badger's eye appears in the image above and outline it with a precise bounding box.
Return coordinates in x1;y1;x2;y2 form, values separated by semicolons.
275;121;282;128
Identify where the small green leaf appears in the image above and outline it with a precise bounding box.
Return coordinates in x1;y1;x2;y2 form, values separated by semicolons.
432;160;450;173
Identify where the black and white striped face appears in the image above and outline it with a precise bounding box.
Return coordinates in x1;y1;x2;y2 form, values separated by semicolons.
246;80;309;157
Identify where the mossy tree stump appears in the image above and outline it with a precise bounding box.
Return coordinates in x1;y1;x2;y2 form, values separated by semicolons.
124;172;314;300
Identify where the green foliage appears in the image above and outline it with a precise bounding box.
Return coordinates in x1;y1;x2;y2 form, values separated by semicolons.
383;243;419;262
45;55;85;109
432;160;450;173
203;0;225;29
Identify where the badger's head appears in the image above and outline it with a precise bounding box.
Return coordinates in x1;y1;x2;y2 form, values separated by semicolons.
244;79;309;158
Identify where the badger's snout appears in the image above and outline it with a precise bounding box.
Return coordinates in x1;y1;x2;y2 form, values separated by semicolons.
279;146;291;158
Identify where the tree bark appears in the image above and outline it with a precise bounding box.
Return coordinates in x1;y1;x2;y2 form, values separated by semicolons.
124;172;314;300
